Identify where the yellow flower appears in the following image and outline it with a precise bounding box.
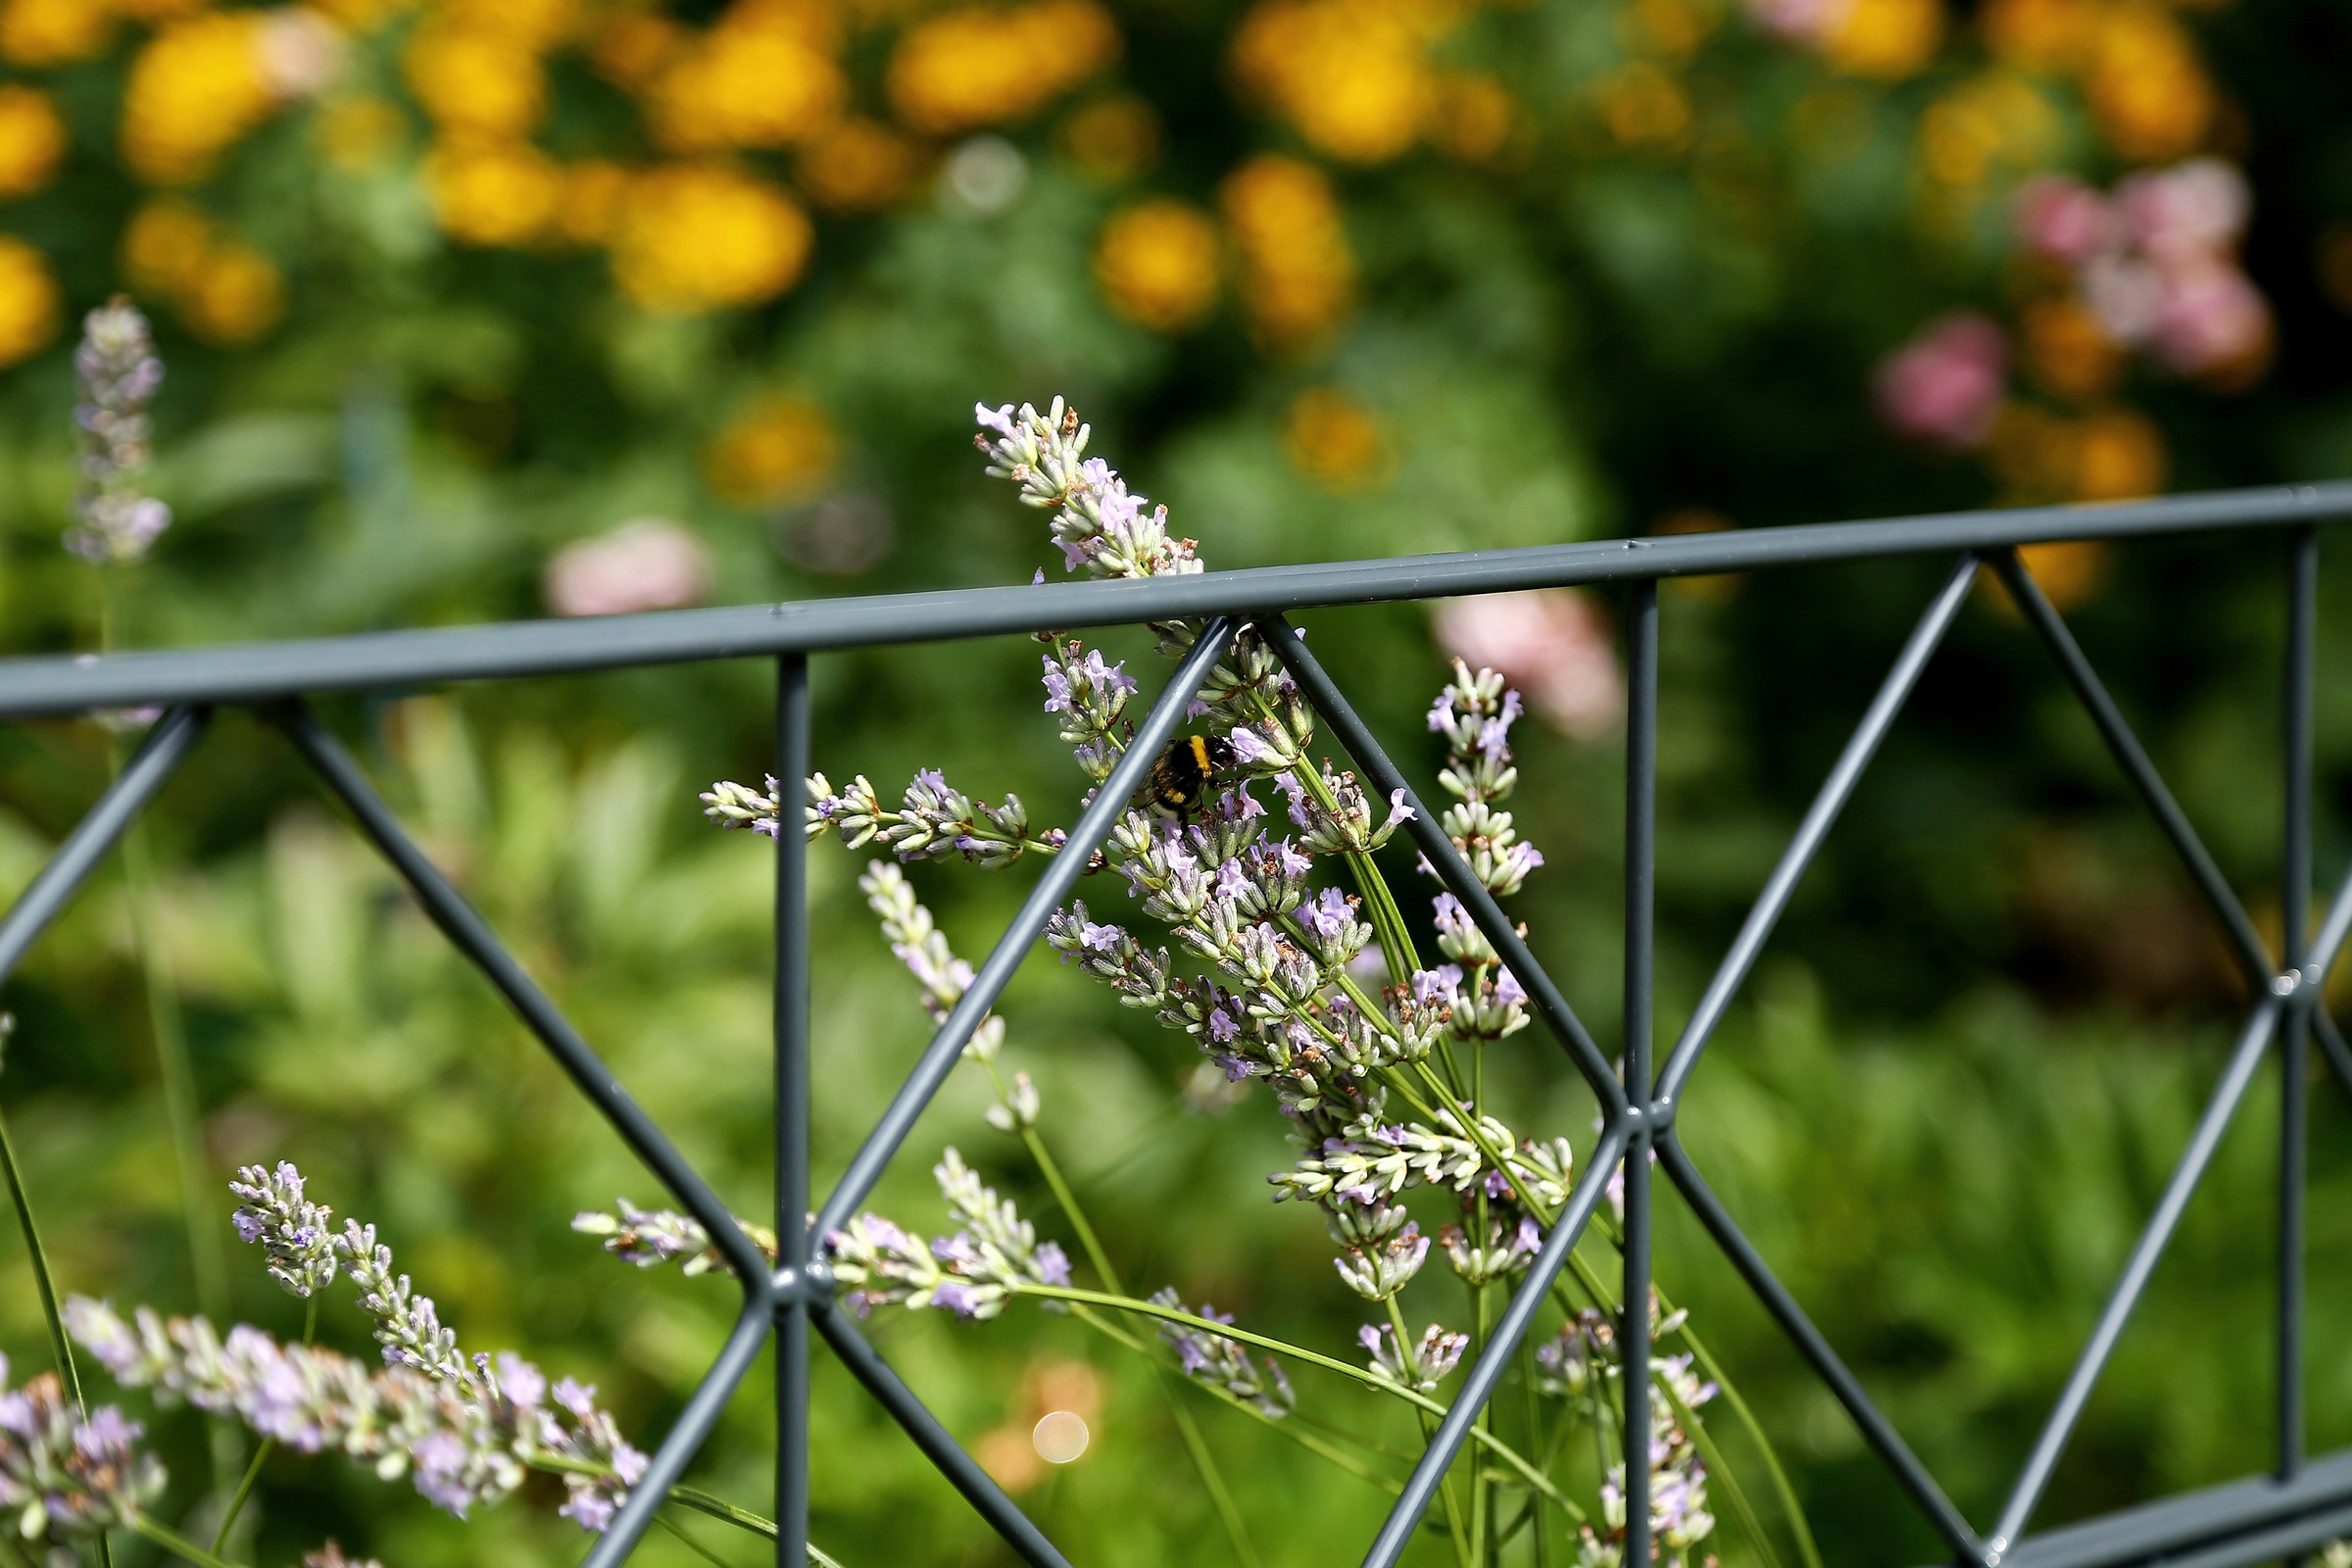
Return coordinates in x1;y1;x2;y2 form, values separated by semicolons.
645;12;847;152
1284;387;1388;491
2072;407;2163;499
1094;199;1221;332
0;0;113;67
1230;0;1452;164
1622;0;1715;59
2019;294;2123;399
434;0;577;50
612;163;813;312
1059;94;1161;182
317;94;409;172
2015;540;2109;610
705;396;839;505
590;7;683;87
405;22;545;139
301;0;414;27
115;0;215;21
796;118;923;212
1428;74;1517;164
425;138;564;246
554;158;631;245
1979;0;2093;72
1916;71;2056;188
122;12;278;185
122;196;215;297
1595;63;1691;150
181;239;285;345
887;0;1120;135
1824;0;1943;80
2084;5;2210;161
0;233;57;367
1220;154;1354;353
0;85;67;201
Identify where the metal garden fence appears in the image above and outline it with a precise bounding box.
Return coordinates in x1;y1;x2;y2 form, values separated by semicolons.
0;482;2346;1568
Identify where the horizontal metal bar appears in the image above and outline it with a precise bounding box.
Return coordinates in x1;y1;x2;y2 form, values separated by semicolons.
1989;551;2273;989
808;618;1237;1244
1655;553;1977;1108
0;706;207;988
275;705;776;1293
582;1299;772;1568
1658;1133;1985;1560
814;1301;1075;1568
1991;1000;2284;1554
1937;1446;2352;1568
1360;1121;1630;1568
1257;614;1625;1110
0;486;2344;716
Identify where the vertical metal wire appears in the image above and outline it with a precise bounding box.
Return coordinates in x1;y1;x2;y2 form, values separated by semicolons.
1622;580;1658;1568
2282;526;2316;1490
777;656;811;1568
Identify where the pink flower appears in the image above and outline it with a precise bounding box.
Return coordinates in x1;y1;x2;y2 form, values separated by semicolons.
1873;313;2007;449
544;518;714;617
2150;257;2271;373
2118;157;2249;265
1743;0;1843;42
1432;590;1623;742
2014;175;2120;265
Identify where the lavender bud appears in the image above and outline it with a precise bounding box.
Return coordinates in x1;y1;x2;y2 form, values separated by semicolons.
228;1161;340;1298
65;297;172;567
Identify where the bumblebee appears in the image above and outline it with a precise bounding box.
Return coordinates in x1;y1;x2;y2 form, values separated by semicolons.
1143;733;1235;818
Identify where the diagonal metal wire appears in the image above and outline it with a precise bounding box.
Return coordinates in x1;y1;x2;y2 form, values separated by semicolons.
1658;1133;1986;1559
1655;553;1979;1107
810;617;1236;1243
0;706;208;988
813;1300;1075;1568
1256;614;1625;1110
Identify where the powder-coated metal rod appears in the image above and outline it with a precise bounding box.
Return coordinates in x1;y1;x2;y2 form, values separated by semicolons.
5;486;2345;718
0;706;206;989
2281;526;2317;1499
815;1301;1075;1568
1259;614;1624;1110
809;618;1236;1243
1655;554;1977;1107
775;656;811;1568
275;705;775;1294
1621;581;1658;1568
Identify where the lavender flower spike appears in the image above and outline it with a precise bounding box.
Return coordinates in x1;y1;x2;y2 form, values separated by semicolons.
571;1200;781;1276
66;296;171;565
334;1219;468;1382
230;1160;341;1298
0;1353;164;1542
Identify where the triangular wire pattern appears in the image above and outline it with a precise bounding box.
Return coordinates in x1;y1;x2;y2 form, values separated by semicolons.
0;507;2341;1568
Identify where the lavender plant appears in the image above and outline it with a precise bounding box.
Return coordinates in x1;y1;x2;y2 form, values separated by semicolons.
667;398;1819;1566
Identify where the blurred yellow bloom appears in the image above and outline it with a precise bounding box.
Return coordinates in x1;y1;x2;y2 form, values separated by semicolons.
122;196;214;296
0;0;113;67
2084;5;2210;161
2019;294;2123;399
426;138;564;246
589;7;682;86
705;396;839;505
646;13;847;152
0;86;67;201
0;233;56;367
2073;407;2163;498
1979;0;2093;71
1622;0;1716;59
1988;400;2163;507
555;158;631;245
1825;0;1943;80
1059;94;1161;182
317;94;409;172
122;11;277;184
1596;63;1691;150
2016;540;2109;610
1429;74;1517;163
796;118;923;212
181;239;286;344
405;22;545;139
887;0;1120;136
1221;154;1354;353
1231;0;1456;164
1917;71;2056;188
305;0;415;27
434;0;576;50
1285;387;1388;490
114;0;212;21
612;164;813;312
1094;199;1221;332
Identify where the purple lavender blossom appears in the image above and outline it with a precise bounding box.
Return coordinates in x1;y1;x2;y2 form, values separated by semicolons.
229;1160;340;1298
66;297;172;566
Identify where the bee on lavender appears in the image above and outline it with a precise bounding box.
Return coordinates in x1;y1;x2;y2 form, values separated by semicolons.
1142;733;1235;819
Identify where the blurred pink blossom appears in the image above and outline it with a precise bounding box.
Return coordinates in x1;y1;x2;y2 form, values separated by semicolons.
2118;158;2248;264
1744;0;1843;43
1873;313;2007;449
1432;590;1623;742
2014;175;2119;266
544;518;714;617
2149;257;2271;373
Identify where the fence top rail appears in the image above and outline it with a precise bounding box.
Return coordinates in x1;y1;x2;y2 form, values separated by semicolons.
0;481;2343;717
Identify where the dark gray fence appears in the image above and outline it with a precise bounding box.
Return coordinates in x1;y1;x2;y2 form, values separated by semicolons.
2;481;2348;1568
